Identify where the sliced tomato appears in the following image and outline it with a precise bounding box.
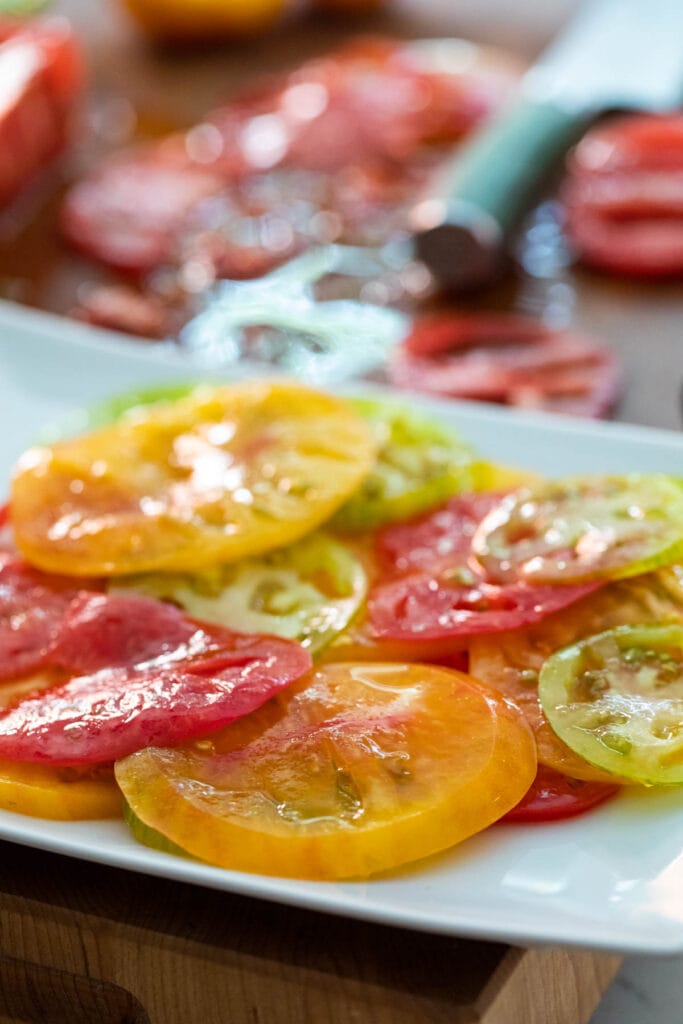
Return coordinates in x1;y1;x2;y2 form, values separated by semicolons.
0;591;311;765
0;761;121;820
563;114;683;278
0;554;89;682
501;764;620;824
374;492;502;578
11;380;375;576
113;532;367;657
469;565;683;781
61;142;226;275
387;313;620;419
332;397;477;532
472;475;683;585
115;662;536;880
368;491;598;643
369;575;599;643
540;624;683;786
0;18;83;207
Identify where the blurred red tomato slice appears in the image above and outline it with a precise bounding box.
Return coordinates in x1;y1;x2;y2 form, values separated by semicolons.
0;17;83;207
502;764;621;824
0;592;312;765
563;114;683;278
388;313;620;419
61;142;226;275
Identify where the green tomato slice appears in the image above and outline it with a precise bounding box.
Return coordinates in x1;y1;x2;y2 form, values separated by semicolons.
540;624;683;785
332;397;477;531
112;533;367;656
41;382;201;443
473;474;683;584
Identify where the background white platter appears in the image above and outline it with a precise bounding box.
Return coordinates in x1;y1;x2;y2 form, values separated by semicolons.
2;303;683;956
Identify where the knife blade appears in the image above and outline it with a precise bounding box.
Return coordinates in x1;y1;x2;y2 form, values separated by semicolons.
413;0;683;291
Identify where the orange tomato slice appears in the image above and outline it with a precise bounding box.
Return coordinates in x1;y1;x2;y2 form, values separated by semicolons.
115;662;536;880
11;381;375;577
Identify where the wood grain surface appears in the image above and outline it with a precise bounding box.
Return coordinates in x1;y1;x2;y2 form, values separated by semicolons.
4;1;678;1020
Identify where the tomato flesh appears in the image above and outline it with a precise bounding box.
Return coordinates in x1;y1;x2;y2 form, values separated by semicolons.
563;114;683;278
387;313;620;419
0;592;311;765
11;381;376;577
502;765;620;824
540;624;683;786
470;566;683;781
115;662;536;879
473;475;683;585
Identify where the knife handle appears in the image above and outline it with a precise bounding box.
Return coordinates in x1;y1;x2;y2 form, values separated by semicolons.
411;96;592;292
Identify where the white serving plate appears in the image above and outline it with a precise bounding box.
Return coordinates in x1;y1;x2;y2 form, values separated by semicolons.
2;302;683;956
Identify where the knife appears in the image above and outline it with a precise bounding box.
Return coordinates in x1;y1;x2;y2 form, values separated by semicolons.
413;0;683;291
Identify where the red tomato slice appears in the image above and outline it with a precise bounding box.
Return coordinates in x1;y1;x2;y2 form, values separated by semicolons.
501;764;621;824
369;493;600;642
0;592;311;765
369;574;599;642
0;554;87;682
375;492;502;578
0;18;83;208
387;314;620;419
61;142;226;275
563;114;683;278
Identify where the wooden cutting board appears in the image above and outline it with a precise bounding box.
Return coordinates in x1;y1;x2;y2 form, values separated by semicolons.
0;1;644;1020
0;839;621;1024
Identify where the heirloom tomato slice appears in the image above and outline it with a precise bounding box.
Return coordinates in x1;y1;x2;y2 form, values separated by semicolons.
331;397;476;532
368;492;598;643
0;593;311;765
115;662;536;880
502;764;620;824
0;671;120;820
473;475;683;585
113;532;367;656
0;761;120;820
469;566;683;781
11;380;375;576
540;624;683;786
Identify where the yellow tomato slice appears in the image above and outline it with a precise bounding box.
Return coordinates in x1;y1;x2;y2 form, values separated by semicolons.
115;662;536;880
0;761;121;820
0;672;121;820
11;381;376;577
469;566;683;782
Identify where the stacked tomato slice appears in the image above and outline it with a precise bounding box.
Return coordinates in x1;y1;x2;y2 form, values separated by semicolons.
562;114;683;278
1;381;683;872
0;17;83;207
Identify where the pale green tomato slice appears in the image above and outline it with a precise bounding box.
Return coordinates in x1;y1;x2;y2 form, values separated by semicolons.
540;624;683;785
112;533;367;656
473;474;683;584
332;397;477;531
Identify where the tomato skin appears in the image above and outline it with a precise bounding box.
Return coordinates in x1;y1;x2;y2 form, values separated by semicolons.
563;114;683;278
502;765;620;824
116;662;537;880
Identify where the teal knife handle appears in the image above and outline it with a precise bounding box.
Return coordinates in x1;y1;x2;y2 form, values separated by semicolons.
412;96;592;292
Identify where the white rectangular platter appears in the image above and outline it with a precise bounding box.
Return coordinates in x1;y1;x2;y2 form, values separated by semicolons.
2;301;683;956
